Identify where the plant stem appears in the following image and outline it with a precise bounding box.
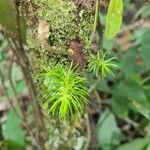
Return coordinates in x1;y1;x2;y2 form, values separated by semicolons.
141;75;150;85
93;0;99;34
84;113;91;150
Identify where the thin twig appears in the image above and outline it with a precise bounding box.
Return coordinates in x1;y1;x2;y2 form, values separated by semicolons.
141;75;150;85
120;19;150;34
93;0;99;34
84;113;91;150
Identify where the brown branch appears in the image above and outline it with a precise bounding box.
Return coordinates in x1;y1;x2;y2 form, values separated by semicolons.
4;1;46;148
84;113;91;150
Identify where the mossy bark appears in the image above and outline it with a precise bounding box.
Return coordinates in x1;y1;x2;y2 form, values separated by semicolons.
1;0;97;149
21;0;95;66
20;1;96;149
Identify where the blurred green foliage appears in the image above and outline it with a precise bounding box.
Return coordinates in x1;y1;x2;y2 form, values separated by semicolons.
0;0;16;32
91;3;150;148
97;111;123;150
0;34;27;149
0;0;150;150
1;110;26;150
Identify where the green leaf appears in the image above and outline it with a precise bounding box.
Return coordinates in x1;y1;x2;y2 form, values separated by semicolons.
105;0;123;39
1;140;24;150
0;0;16;32
115;80;150;119
140;30;150;69
143;86;150;102
147;143;150;150
141;6;150;18
2;110;26;149
6;86;15;99
97;111;123;150
117;138;149;150
103;36;116;50
120;48;141;78
0;48;5;62
96;80;110;93
12;63;24;82
16;80;26;93
0;40;7;62
111;83;129;118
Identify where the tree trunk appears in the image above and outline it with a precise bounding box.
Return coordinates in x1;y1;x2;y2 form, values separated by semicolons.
0;0;99;149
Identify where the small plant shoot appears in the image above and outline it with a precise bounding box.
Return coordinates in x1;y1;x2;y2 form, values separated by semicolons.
88;53;118;78
40;63;88;120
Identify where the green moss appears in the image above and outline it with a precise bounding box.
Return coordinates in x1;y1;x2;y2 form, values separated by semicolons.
31;0;94;52
25;1;95;97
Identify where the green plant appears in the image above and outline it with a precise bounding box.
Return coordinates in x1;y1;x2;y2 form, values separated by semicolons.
40;63;88;120
88;52;118;78
30;0;94;54
2;110;26;150
105;0;123;39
